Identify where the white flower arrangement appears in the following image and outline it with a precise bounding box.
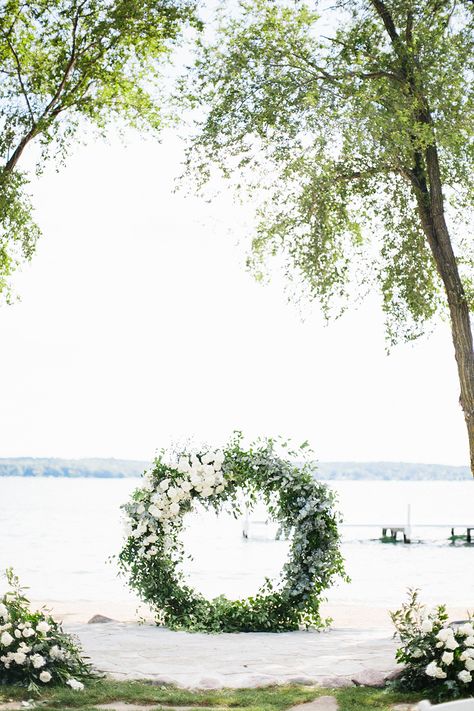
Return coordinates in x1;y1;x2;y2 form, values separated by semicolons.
124;448;227;563
391;589;474;702
0;569;95;691
118;433;345;633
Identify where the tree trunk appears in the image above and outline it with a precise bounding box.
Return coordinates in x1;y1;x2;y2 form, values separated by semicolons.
414;146;474;475
431;217;474;477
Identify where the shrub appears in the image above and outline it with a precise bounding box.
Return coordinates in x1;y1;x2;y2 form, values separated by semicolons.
391;589;474;701
0;569;96;692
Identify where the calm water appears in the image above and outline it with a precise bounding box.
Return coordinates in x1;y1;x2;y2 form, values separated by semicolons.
0;478;473;610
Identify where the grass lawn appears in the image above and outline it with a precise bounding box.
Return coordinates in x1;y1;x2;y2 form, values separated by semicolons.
0;680;425;711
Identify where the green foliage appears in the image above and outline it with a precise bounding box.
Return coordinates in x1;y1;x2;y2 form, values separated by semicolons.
0;171;40;301
0;0;197;296
186;0;474;343
118;433;346;633
391;589;474;702
0;569;97;692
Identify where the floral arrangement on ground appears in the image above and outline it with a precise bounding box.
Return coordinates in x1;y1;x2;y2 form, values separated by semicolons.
118;433;346;633
391;589;474;701
0;569;96;692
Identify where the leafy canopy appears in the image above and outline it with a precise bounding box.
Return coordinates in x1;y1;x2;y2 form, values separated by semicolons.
0;0;197;299
186;0;474;343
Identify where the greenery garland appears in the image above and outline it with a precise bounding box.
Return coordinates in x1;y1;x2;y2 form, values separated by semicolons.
118;434;346;633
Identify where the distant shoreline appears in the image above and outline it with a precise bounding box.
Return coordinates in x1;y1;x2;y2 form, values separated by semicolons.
0;457;470;480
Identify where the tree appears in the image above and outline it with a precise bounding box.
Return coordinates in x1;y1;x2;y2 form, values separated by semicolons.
186;0;474;473
0;0;196;297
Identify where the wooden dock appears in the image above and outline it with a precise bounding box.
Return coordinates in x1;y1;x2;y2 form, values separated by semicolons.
242;504;474;544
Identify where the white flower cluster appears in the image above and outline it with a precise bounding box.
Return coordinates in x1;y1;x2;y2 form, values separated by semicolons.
0;599;83;689
424;622;474;685
126;450;227;560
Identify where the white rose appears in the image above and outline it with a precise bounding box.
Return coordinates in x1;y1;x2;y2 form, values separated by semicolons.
167;486;179;500
459;623;474;637
441;651;454;665
177;456;190;473
66;678;84;691
14;629;22;638
421;619;433;634
0;631;13;647
201;487;213;498
148;504;162;519
458;669;472;684
214;451;224;465
36;621;50;634
436;628;453;643
31;654;46;668
465;636;474;647
169;502;180;516
12;651;26;665
39;670;52;683
425;661;439;677
158;478;170;492
445;636;459;651
0;604;8;620
49;645;62;660
180;480;192;493
215;484;225;493
435;667;447;679
465;658;474;672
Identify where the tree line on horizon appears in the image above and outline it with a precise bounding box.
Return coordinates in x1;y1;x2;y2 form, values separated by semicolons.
0;458;470;480
0;0;473;473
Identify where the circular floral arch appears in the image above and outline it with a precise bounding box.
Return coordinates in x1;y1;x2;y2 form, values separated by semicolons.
118;434;346;632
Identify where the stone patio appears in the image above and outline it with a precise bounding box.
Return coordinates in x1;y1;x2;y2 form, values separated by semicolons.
66;622;400;689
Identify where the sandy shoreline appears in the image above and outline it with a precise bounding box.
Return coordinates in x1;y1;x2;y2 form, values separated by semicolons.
31;599;472;630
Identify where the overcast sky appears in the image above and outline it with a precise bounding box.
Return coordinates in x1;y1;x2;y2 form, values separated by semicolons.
0;129;468;465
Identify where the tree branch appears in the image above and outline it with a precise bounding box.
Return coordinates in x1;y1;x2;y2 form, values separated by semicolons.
4;5;82;172
4;34;35;124
334;165;399;182
369;0;401;46
285;49;403;85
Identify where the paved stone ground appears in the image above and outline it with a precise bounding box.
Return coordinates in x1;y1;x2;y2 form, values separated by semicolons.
66;622;400;689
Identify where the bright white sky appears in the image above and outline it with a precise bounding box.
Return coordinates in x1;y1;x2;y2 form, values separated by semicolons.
0;129;468;465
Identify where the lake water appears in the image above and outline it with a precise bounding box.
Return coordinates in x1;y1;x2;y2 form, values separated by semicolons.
0;478;473;622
